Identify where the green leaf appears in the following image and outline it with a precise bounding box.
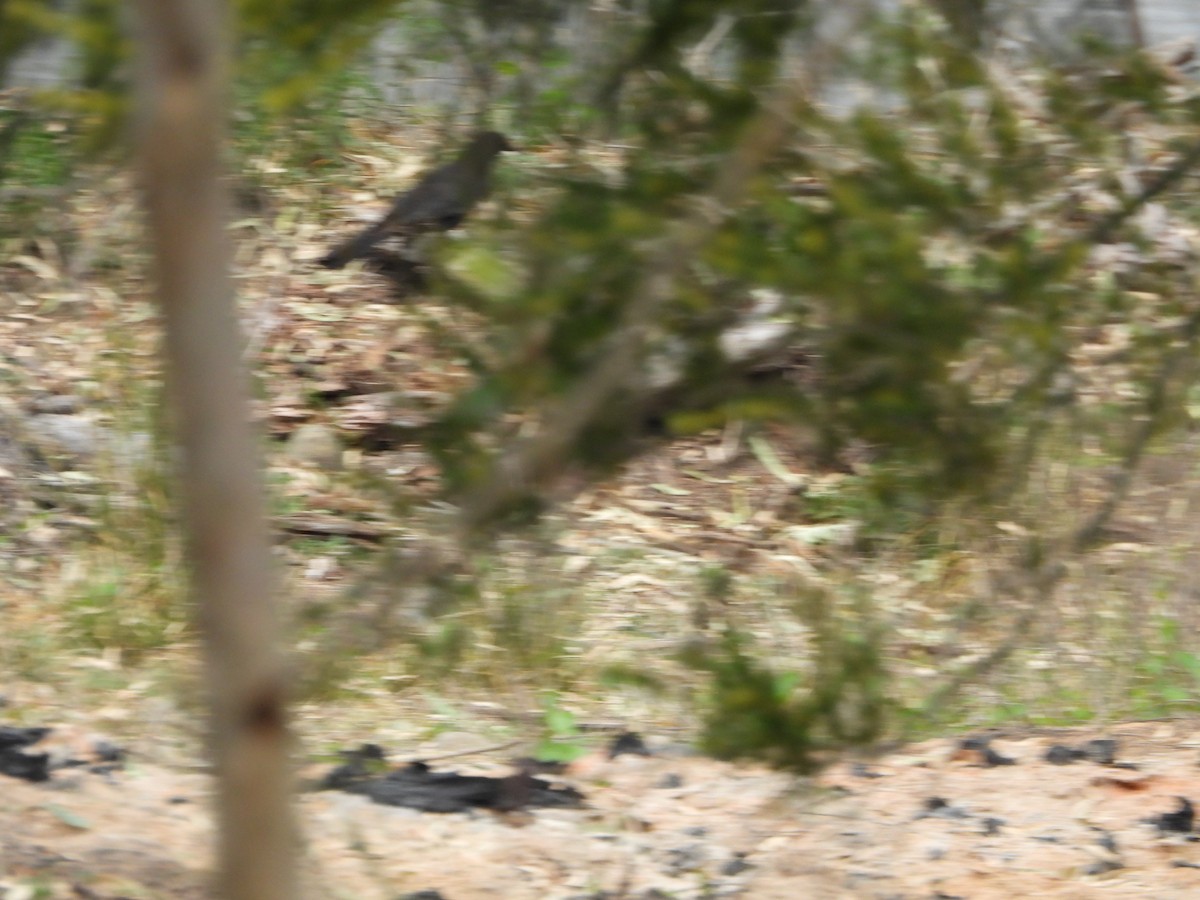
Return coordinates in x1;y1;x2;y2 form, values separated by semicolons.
748;435;803;487
533;739;587;764
444;244;525;303
650;483;690;496
543;705;577;736
43;804;91;830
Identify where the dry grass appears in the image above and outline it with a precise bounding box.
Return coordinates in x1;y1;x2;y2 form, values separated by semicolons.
2;122;1200;770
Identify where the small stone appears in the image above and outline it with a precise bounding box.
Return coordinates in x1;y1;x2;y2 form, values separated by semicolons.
27;394;82;415
954;736;1015;766
721;855;752;876
1153;797;1195;833
608;732;651;759
851;762;884;779
22;413;103;465
917;796;969;820
924;841;948;861
664;844;705;875
286;423;343;471
1082;738;1118;765
1045;744;1080;765
1081;856;1123;876
980;817;1004;836
980;746;1016;766
92;739;124;763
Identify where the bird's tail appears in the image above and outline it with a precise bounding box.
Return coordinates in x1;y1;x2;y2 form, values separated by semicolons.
318;222;389;269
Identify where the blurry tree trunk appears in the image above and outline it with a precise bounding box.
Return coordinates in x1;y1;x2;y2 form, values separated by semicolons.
131;2;296;899
1119;0;1145;47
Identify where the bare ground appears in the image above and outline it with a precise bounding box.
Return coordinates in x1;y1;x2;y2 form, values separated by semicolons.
6;721;1200;898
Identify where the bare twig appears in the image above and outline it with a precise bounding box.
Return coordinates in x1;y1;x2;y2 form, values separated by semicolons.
1070;302;1200;554
1085;139;1200;247
1119;0;1145;49
274;514;393;542
920;300;1200;720
410;738;523;764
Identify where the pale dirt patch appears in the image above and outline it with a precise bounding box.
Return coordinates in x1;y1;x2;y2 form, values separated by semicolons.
4;721;1200;898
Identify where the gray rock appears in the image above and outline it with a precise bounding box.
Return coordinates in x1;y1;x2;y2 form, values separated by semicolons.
22;413;102;467
286;423;343;471
0;426;30;475
27;394;83;415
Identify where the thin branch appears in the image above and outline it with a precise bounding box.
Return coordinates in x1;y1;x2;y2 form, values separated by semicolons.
1085;139;1200;246
1119;0;1145;49
919;300;1200;720
1070;302;1200;553
456;5;871;534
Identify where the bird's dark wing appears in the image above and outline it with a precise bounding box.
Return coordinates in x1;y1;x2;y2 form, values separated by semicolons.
382;160;472;229
319;163;472;269
319;133;509;270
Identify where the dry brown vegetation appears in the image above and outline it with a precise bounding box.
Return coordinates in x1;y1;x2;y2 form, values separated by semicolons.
2;113;1200;739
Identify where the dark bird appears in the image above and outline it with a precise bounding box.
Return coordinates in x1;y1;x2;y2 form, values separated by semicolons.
319;130;514;270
